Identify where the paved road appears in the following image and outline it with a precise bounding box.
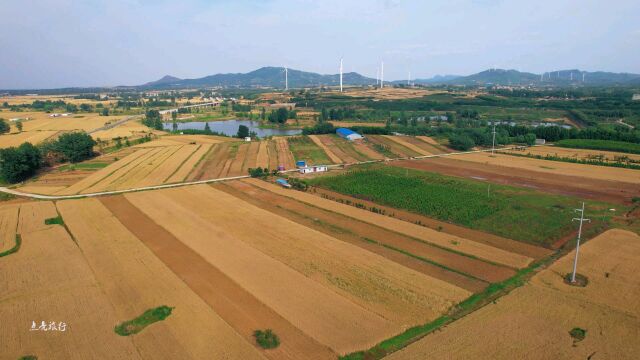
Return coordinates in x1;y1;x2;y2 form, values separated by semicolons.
87;114;143;134
0;145;528;200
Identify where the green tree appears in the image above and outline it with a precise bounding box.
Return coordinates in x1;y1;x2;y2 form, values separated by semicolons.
0;119;10;134
204;122;212;134
15;120;23;132
171;111;177;121
260;107;266;121
172;120;178;132
101;108;109;116
320;107;328;123
237;125;250;138
0;143;42;183
449;134;475;151
276;107;288;124
54;132;96;163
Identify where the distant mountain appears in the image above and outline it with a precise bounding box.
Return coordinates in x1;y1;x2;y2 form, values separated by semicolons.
139;67;376;89
442;69;640;86
412;75;462;84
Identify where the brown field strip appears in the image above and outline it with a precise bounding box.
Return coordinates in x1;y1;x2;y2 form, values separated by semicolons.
383;136;432;156
54;147;154;195
416;136;450;153
317;135;357;163
1;201;141;360
100;196;336;360
125;186;400;355
218;181;494;288
367;135;417;157
242;141;261;173
57;198;264;360
166;144;212;183
392;157;639;204
256;141;270;168
352;140;385;160
153;185;471;325
267;140;279;170
245;179;533;269
136;145;199;187
275;137;295;169
456;152;640;184
388;229;640;360
308;135;342;163
0;205;19;252
312;187;551;260
401;136;445;154
192;143;228;180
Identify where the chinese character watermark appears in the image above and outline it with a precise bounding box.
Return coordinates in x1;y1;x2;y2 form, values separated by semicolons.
30;321;67;332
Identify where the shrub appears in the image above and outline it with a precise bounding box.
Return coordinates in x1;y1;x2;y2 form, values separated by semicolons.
569;327;586;342
114;306;174;336
253;329;280;349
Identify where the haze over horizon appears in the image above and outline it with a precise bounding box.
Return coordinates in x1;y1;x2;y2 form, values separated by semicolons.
1;0;639;89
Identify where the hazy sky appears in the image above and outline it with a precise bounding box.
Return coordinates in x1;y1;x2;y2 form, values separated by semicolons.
1;0;639;89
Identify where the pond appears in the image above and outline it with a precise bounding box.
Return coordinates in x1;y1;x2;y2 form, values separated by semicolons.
162;119;302;137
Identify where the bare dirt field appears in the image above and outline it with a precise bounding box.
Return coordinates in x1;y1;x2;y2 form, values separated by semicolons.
338;88;436;100
245;179;533;269
125;185;399;355
100;195;335;360
387;229;640;360
391;157;639;204
57;198;263;360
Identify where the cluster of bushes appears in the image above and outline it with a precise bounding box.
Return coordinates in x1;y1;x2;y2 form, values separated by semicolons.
0;132;96;183
142;110;163;130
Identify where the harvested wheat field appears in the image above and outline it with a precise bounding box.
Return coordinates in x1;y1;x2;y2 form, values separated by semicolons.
308;135;342;163
340;87;435;100
0;130;59;148
0;201;143;360
56;198;264;360
134;134;233;147
455;152;640;184
246;178;532;269
503;145;640;163
0;204;19;252
368;135;419;158
9;113;120;133
165;144;212;183
275;137;296;169
91;120;155;140
388;229;640;360
99;195;336;360
382;136;432;156
125;186;402;355
328;121;386;128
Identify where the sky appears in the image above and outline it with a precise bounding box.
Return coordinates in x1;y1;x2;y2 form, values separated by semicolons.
1;0;639;89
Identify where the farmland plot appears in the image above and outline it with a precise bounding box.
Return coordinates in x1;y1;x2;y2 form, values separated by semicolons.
57;199;264;360
125;186;401;355
503;145;640;163
456;152;640;184
275;137;296;169
382;136;431;156
0;130;59;148
256;141;270;168
165;144;212;183
367;135;418;158
308;135;342;163
287;136;333;165
388;229;640;360
0;205;19;252
245;179;532;268
0;202;141;360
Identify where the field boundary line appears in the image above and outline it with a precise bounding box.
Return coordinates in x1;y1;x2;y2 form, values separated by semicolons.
0;145;533;200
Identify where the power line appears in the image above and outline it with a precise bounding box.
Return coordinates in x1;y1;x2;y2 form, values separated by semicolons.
570;202;591;283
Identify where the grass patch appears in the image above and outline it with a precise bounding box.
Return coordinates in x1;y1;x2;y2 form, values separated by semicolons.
253;329;280;349
114;305;174;336
0;234;21;257
58;162;109;171
288;136;332;165
44;216;64;226
307;164;619;247
569;327;587;342
0;192;16;201
18;356;38;360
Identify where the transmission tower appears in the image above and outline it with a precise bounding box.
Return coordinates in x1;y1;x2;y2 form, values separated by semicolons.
570;202;591;283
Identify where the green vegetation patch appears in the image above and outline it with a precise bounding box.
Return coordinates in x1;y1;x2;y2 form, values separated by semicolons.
287;136;332;165
307;164;617;246
556;139;640;154
18;356;38;360
253;329;280;349
569;327;587;342
44;216;64;226
0;234;21;257
114;305;174;336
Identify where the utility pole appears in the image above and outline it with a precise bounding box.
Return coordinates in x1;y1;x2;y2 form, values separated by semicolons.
491;123;497;155
570;202;591;283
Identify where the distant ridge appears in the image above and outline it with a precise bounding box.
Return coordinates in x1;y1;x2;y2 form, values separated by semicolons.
441;69;640;86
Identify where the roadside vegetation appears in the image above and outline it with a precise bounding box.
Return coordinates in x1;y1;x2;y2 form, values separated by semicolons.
0;234;21;258
307;164;617;246
114;305;174;336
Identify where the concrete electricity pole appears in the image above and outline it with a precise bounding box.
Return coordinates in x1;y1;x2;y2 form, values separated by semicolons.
491;124;497;155
570;202;591;283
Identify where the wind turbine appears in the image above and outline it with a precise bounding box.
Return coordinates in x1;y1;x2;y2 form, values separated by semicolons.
540;73;544;82
582;72;585;82
283;66;288;91
380;61;384;89
339;58;343;92
570;72;573;81
408;70;411;86
376;67;379;87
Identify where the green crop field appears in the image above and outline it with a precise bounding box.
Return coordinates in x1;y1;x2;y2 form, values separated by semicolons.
307;164;619;246
556;139;640;154
287;135;332;164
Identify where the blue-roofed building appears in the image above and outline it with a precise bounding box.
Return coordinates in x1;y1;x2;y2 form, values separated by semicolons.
336;128;363;141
